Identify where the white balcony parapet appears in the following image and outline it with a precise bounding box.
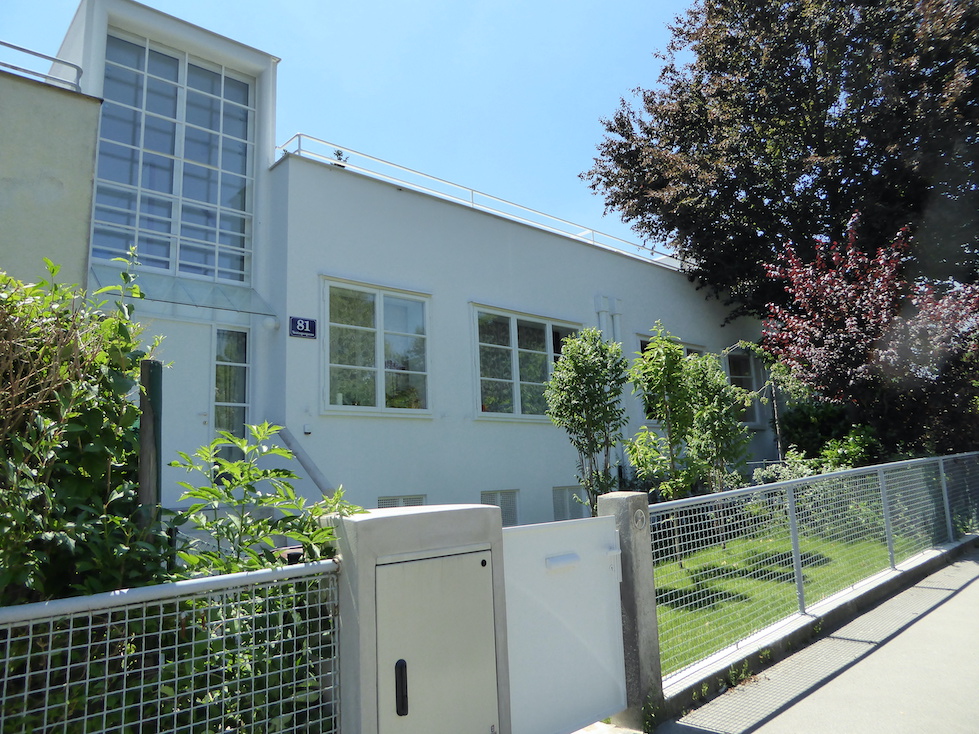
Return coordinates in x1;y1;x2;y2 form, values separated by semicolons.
277;133;681;267
0;40;82;92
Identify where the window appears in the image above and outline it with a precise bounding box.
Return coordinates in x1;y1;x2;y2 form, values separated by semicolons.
476;309;575;415
480;490;519;527
727;351;761;425
93;32;255;282
638;337;702;357
553;487;586;521
377;495;426;509
214;328;248;457
326;283;428;410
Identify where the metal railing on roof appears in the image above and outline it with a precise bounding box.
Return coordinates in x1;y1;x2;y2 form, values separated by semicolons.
277;133;681;267
0;40;82;92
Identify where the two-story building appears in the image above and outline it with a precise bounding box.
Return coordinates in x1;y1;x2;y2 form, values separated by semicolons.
0;0;778;524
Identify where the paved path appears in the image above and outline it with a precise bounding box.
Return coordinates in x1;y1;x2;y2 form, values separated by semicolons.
654;546;979;734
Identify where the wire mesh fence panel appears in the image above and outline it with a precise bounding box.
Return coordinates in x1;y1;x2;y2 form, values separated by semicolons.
0;563;339;734
883;462;948;563
793;470;891;607
650;486;800;677
650;453;979;681
943;454;979;537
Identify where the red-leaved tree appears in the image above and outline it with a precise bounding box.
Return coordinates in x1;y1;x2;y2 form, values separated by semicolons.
763;215;979;455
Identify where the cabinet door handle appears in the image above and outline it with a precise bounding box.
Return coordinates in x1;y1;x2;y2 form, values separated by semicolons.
395;659;408;716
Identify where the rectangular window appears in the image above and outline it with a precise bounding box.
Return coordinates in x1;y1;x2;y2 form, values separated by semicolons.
553;487;586;521
93;32;255;283
377;495;427;509
727;351;761;425
480;490;519;527
476;309;575;416
326;283;428;410
214;328;248;458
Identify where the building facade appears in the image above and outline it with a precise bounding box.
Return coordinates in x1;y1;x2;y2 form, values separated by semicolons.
2;0;778;524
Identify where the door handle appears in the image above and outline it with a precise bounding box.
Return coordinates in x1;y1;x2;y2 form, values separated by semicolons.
395;659;408;716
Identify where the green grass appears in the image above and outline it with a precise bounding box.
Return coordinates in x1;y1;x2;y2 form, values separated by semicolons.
654;533;894;675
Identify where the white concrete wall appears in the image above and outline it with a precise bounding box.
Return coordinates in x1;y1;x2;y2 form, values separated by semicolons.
0;72;98;286
261;155;777;523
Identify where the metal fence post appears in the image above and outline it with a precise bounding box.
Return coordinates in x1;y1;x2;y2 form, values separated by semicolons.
938;457;956;542
878;468;897;569
785;485;807;614
137;359;162;525
598;491;663;728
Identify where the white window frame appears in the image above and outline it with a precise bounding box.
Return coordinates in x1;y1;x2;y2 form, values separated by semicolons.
213;326;249;455
480;489;519;527
323;278;431;414
473;306;577;418
726;350;764;428
92;29;256;283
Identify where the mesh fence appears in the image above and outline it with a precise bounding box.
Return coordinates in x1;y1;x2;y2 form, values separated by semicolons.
650;453;979;678
0;561;339;734
943;454;979;536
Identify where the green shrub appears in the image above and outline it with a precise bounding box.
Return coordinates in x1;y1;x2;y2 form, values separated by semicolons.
171;422;362;577
0;262;170;605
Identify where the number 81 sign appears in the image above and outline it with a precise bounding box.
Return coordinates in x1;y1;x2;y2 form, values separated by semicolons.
289;317;317;339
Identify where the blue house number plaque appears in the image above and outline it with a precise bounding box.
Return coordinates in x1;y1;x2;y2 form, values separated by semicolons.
289;317;317;339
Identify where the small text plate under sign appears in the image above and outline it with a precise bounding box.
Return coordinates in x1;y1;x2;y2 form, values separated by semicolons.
289;317;317;339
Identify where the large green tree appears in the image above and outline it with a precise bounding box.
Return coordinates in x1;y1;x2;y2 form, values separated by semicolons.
586;0;979;319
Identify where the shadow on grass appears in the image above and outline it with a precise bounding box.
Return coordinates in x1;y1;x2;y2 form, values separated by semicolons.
656;583;751;610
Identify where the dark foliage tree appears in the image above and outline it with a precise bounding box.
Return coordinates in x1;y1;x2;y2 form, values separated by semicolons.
763;218;979;456
586;0;979;319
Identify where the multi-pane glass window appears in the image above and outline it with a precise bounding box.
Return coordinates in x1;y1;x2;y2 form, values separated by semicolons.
327;284;428;410
214;329;248;457
727;351;761;424
93;33;255;282
476;310;575;415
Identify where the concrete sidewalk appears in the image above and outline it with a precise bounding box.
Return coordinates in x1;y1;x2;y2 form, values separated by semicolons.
653;546;979;734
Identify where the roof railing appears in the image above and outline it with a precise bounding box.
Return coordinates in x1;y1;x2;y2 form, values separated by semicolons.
277;133;680;266
0;40;82;92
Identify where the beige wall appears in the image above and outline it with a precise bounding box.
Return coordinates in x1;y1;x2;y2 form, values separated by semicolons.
0;71;100;286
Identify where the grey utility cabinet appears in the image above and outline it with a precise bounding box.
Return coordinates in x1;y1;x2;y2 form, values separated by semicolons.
337;505;511;734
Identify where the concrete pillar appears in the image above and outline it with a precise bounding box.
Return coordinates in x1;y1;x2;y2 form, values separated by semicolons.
598;491;664;728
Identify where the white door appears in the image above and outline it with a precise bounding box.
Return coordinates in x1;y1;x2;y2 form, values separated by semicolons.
376;550;500;734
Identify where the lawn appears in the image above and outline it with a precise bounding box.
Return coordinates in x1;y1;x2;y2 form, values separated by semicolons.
652;532;895;676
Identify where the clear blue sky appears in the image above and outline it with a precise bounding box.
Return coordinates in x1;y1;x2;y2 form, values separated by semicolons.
1;0;691;249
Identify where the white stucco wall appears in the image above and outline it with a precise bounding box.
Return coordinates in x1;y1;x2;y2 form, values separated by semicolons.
0;72;99;286
260;154;777;524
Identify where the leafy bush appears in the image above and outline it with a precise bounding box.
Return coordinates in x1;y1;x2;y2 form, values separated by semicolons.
630;323;753;498
3;424;362;733
171;422;362;576
0;263;170;605
544;328;629;515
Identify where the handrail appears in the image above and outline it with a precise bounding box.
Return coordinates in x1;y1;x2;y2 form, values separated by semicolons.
0;40;82;92
649;451;979;515
278;133;682;266
0;558;339;626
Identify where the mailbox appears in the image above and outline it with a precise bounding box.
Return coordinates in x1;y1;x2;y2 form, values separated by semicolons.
337;505;511;734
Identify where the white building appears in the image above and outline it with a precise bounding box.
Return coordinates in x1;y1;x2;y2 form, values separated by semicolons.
1;0;778;524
